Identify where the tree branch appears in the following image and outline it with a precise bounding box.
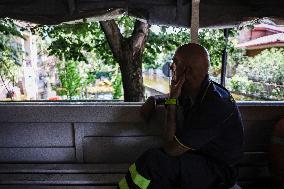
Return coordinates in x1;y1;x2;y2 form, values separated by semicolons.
131;20;150;56
99;20;123;60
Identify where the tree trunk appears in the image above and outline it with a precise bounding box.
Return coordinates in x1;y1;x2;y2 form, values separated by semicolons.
119;42;144;102
100;19;149;102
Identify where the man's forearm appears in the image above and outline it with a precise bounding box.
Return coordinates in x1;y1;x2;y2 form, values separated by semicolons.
164;105;177;141
163;105;190;156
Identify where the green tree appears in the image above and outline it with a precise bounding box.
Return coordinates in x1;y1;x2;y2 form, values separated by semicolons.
36;16;238;101
36;17;148;101
0;18;23;99
56;59;95;100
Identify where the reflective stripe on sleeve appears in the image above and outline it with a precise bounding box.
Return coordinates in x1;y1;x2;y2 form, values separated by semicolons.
129;163;151;189
118;177;129;189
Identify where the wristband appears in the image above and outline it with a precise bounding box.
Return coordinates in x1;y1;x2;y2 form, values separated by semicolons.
165;98;178;105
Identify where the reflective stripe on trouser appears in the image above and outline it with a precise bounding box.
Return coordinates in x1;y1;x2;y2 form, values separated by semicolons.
119;177;130;189
118;163;151;189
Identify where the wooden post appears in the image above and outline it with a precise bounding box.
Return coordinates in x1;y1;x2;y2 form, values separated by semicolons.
191;0;200;43
221;28;229;86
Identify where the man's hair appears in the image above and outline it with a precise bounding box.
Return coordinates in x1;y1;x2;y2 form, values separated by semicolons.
176;43;210;73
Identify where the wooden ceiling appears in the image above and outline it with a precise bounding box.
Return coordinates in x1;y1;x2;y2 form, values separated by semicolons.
1;0;284;27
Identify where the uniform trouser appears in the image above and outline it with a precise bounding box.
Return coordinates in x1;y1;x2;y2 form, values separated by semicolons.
117;148;219;189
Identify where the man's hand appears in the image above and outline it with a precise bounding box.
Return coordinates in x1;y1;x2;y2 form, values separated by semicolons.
140;96;156;122
162;73;186;154
140;95;169;122
164;73;185;140
163;105;176;140
169;74;185;98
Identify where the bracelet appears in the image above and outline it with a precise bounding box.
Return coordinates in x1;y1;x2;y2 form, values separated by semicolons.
165;98;178;105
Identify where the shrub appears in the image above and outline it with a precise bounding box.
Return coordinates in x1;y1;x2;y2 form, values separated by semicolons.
237;48;284;85
229;75;248;93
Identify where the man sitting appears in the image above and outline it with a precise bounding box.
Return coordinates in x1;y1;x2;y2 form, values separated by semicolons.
117;43;244;189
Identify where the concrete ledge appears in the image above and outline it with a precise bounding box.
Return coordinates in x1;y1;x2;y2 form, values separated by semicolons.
0;102;283;123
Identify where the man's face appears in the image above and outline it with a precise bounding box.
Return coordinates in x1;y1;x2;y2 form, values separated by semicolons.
171;50;205;88
169;45;209;95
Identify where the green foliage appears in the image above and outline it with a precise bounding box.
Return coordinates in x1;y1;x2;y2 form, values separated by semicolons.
36;16;240;100
0;43;20;89
0;18;23;66
36;21;110;63
199;28;237;72
227;47;247;77
237;48;284;85
246;81;258;94
230;75;247;92
37;16;238;72
271;87;284;98
0;18;23;39
112;71;123;99
116;16;135;38
229;48;284;100
143;27;238;73
0;18;23;97
56;60;95;99
238;18;275;31
228;75;283;100
143;26;189;70
37;16;175;69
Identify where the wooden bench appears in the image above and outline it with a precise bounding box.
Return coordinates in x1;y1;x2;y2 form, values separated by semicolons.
0;102;283;189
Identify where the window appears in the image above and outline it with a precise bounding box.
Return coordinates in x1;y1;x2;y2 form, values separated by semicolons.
1;18;283;102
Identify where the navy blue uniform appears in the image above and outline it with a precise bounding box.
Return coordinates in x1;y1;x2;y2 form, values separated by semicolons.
118;75;244;189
